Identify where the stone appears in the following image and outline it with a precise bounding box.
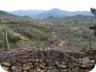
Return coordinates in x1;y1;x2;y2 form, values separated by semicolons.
36;68;41;72
2;62;11;67
11;66;22;72
23;71;28;72
82;57;90;64
11;66;17;70
56;63;67;69
23;64;31;70
36;59;39;62
90;60;95;64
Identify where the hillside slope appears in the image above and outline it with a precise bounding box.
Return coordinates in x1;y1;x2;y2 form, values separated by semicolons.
0;10;32;23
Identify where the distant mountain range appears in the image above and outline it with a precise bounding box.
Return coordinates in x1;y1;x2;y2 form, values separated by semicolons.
8;10;46;17
8;8;92;19
0;10;32;22
0;10;95;24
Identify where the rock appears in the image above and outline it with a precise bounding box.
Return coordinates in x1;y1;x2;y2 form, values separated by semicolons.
36;59;39;62
79;64;94;70
11;66;17;70
90;60;95;64
2;62;11;67
55;61;67;69
56;64;67;69
79;57;91;65
1;62;11;71
23;71;28;72
11;66;22;72
39;64;46;69
22;64;31;70
36;67;41;72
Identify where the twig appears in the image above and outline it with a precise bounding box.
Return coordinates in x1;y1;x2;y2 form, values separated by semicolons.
5;32;10;50
80;44;89;52
89;37;92;50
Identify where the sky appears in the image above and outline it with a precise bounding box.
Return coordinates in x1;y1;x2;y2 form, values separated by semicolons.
0;0;96;11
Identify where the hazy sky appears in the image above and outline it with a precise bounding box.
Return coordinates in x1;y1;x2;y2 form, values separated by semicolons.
0;0;96;11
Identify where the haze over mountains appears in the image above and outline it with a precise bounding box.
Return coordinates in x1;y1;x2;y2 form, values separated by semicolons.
9;10;46;17
8;8;92;19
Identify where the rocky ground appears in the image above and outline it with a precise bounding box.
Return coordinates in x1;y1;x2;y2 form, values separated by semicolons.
0;48;95;72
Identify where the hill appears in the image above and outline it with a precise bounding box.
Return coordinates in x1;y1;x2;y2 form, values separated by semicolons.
33;8;66;18
8;8;92;19
0;10;15;18
34;8;92;19
0;10;32;23
8;10;46;17
45;15;95;24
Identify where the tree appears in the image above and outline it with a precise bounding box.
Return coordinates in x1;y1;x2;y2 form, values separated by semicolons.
90;8;96;18
89;8;96;35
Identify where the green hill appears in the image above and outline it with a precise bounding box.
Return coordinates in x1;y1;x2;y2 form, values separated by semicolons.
0;10;32;24
0;10;14;16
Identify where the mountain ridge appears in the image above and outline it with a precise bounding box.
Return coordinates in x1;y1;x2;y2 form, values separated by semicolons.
8;10;46;17
8;8;92;19
34;8;92;19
